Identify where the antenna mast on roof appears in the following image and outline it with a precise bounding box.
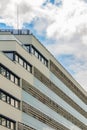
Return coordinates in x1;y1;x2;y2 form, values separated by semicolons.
17;4;19;29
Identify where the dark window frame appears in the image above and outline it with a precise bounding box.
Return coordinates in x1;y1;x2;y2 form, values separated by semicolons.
0;89;20;109
0;115;16;130
0;64;20;86
24;44;48;67
4;51;32;73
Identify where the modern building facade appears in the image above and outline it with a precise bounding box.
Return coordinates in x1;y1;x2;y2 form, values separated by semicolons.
0;29;87;130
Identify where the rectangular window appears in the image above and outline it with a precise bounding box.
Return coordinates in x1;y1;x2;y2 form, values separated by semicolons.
42;57;45;64
31;47;35;54
24;62;27;69
27;64;30;72
4;52;14;60
10;122;14;130
10;74;15;82
11;98;15;106
38;55;41;60
2;118;6;126
15;77;19;85
0;67;6;76
15;100;19;109
15;54;19;62
44;60;48;67
7;96;11;104
0;90;20;109
35;51;38;58
44;60;47;66
0;116;15;130
1;92;6;101
0;64;20;86
7;120;10;128
25;45;30;52
19;57;23;66
28;45;48;67
6;71;10;79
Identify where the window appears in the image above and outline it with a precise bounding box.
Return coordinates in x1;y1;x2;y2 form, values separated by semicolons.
10;74;14;82
11;122;14;130
0;64;20;86
4;52;14;60
35;51;38;58
7;96;10;104
15;53;32;73
0;115;15;130
7;120;10;128
0;67;6;76
27;64;31;72
24;45;30;52
2;118;6;126
0;92;6;101
24;62;27;69
15;100;19;109
3;52;32;74
24;44;48;67
19;57;23;66
31;47;35;54
11;98;15;106
0;89;20;109
42;57;44;64
15;77;19;85
6;71;10;79
11;122;15;130
15;54;19;62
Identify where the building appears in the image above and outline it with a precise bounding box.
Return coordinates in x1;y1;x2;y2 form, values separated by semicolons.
0;29;87;130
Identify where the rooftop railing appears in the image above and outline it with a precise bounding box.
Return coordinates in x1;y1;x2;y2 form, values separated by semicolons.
0;29;31;35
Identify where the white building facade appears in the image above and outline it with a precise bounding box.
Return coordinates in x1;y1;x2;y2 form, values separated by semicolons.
0;29;87;130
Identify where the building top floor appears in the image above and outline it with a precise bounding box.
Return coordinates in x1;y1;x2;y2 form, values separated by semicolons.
0;29;87;97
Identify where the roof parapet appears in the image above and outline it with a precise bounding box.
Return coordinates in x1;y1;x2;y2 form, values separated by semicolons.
0;29;32;35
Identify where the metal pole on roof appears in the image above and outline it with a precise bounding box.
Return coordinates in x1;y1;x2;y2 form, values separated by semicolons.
17;4;19;29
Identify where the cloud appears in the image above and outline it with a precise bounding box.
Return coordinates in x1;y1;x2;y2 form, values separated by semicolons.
0;0;47;28
46;0;87;39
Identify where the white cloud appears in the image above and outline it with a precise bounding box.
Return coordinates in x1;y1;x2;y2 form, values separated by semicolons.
46;0;87;39
0;0;87;91
0;0;47;28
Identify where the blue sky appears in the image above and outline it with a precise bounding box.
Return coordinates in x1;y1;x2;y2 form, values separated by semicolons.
0;0;87;91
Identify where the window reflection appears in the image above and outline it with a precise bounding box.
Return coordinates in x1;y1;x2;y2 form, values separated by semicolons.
0;115;15;130
4;51;32;73
2;118;6;126
0;64;20;86
15;53;32;73
0;67;6;76
4;52;14;60
11;98;15;106
1;92;6;101
24;44;48;67
0;90;20;109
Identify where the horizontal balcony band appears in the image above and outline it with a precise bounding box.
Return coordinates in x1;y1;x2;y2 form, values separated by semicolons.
22;79;87;130
33;67;87;118
22;101;69;130
50;60;87;104
18;122;36;130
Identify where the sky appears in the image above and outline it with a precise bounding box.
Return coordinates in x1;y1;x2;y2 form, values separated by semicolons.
0;0;87;91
